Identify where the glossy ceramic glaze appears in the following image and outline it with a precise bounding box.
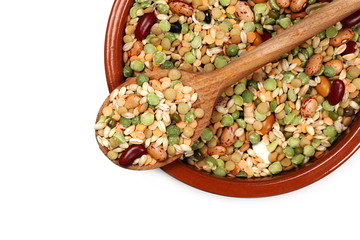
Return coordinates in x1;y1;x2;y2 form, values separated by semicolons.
104;0;360;197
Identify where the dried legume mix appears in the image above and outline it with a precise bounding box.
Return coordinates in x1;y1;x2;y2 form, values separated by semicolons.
121;0;360;177
95;70;204;167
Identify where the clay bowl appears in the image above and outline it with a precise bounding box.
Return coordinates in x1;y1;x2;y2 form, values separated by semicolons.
104;0;360;197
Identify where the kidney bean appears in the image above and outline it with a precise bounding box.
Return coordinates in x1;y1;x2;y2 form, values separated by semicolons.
290;0;308;13
276;0;290;8
315;76;331;97
305;54;323;76
147;143;168;161
169;0;194;17
220;124;238;147
235;1;254;22
118;145;147;167
135;13;157;40
341;41;357;55
128;41;143;57
262;31;272;41
328;80;345;105
341;10;360;27
329;28;355;47
207;145;226;156
324;60;343;75
259;114;275;135
301;97;318;118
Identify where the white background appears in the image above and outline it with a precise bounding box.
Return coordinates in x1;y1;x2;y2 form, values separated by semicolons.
0;1;359;239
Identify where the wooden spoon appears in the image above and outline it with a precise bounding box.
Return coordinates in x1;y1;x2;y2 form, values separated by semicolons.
97;0;360;170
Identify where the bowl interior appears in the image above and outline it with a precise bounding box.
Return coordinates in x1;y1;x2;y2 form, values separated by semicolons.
104;0;360;197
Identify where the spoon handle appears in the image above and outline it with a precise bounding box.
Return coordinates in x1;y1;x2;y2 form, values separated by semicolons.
203;0;360;91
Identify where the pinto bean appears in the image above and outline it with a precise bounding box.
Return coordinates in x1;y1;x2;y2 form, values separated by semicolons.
329;28;355;47
147;143;168;161
290;0;308;13
235;1;254;22
301;97;318;118
220;124;238;147
124;94;141;109
305;54;323;76
276;0;290;8
128;41;143;57
324;60;343;75
207;145;226;156
169;0;194;17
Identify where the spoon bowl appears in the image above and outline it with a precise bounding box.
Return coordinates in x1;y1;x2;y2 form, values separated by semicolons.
96;69;209;170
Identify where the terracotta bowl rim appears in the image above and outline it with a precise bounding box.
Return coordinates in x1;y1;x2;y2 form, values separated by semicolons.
103;0;360;197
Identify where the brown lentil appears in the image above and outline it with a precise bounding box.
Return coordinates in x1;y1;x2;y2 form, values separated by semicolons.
280;158;292;167
257;102;270;114
269;152;279;162
291;78;302;88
